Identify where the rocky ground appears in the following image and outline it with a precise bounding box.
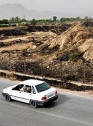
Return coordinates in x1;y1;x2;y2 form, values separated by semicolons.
0;21;93;85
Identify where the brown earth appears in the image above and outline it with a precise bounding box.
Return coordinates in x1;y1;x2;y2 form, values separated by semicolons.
0;21;93;84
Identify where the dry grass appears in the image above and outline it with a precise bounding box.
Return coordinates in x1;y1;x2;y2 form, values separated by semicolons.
1;35;30;43
4;73;17;81
0;42;34;52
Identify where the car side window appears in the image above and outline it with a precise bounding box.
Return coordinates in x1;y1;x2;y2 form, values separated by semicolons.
12;84;24;91
24;85;31;93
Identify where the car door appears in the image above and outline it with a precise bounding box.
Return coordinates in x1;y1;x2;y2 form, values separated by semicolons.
19;85;37;103
11;84;24;102
18;85;32;103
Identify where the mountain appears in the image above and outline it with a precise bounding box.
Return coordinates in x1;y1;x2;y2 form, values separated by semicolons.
0;3;72;20
0;3;27;19
0;3;93;20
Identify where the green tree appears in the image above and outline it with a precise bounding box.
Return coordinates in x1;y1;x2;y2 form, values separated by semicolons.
21;18;26;22
53;16;57;22
15;17;21;23
9;17;21;24
84;16;90;26
31;19;37;25
0;20;2;24
60;17;66;22
1;19;9;24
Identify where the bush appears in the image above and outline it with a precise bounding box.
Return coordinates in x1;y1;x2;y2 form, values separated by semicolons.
69;51;82;61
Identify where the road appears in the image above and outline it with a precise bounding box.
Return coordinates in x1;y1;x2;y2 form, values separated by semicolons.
0;78;93;126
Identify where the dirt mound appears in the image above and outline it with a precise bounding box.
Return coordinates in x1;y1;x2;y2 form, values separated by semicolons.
1;21;93;63
0;32;57;52
0;21;93;84
35;21;93;63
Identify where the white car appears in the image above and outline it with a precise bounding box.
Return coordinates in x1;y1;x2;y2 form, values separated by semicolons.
2;79;58;108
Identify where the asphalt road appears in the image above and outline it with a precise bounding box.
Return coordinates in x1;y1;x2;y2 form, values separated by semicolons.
0;78;93;126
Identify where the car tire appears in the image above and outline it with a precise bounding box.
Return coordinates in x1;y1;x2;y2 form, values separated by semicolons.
5;94;11;102
30;100;38;108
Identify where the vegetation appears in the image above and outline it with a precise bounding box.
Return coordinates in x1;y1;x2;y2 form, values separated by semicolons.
31;19;37;25
53;16;57;22
0;16;92;27
69;51;82;61
0;20;93;85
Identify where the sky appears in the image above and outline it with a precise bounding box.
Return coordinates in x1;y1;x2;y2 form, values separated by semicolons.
0;0;93;17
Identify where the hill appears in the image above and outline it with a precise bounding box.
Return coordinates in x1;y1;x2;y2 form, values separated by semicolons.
0;3;69;19
0;21;93;83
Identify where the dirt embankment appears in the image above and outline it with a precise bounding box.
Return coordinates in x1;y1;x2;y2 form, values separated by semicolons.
0;24;71;37
0;21;93;89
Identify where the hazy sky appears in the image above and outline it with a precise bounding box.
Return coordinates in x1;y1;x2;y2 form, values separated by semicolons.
0;0;93;14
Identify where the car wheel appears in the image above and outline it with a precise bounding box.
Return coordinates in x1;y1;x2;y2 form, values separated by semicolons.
5;94;11;102
30;100;38;108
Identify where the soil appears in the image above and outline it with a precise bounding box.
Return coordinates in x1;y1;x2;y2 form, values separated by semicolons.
0;21;93;85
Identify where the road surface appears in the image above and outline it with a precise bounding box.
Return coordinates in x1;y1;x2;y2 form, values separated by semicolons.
0;78;93;126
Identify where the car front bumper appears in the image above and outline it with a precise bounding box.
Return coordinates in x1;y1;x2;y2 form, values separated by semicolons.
37;95;58;106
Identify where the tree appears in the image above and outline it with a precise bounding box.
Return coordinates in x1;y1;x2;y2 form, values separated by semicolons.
15;17;21;23
0;20;2;24
53;16;57;22
9;17;21;24
84;16;90;26
84;16;89;20
21;18;26;22
76;16;81;20
1;19;9;24
60;17;66;22
31;19;37;25
9;17;15;24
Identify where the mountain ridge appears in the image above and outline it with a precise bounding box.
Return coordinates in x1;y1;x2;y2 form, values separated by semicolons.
0;3;76;19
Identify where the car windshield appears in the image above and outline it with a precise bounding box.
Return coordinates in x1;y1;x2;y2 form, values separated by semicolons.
35;82;50;93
